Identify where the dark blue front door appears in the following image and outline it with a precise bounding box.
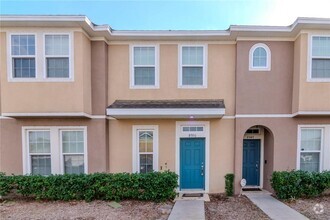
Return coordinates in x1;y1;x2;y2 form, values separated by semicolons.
180;138;205;190
243;139;260;186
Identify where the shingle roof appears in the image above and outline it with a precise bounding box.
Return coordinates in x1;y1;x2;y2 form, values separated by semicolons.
107;99;225;109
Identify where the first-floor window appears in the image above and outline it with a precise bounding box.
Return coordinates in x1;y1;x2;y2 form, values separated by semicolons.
28;130;51;175
24;127;86;175
61;130;85;174
138;130;154;173
133;126;158;173
299;128;323;172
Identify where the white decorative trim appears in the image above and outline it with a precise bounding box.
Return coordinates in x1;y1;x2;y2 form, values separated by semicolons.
0;116;14;119
222;116;236;119
178;44;208;88
235;114;292;118
249;43;271;71
293;111;330;116
132;125;159;173
129;44;159;89
307;34;330;82
107;108;225;119
22;126;88;175
176;121;210;192
2;112;107;119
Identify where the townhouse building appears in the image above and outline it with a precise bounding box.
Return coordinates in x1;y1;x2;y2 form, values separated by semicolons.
0;15;330;194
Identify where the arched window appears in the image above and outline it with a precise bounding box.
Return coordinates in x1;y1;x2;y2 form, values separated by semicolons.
249;43;271;71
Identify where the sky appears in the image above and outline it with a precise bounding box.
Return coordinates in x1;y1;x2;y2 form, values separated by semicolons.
0;0;329;30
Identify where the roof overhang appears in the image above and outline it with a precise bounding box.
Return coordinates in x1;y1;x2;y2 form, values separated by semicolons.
1;16;330;41
107;108;225;119
107;99;226;119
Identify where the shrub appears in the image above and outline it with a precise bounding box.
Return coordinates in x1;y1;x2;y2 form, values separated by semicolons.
225;173;234;196
271;170;330;200
0;171;178;202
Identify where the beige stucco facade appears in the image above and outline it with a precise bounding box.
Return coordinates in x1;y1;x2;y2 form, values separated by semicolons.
0;30;92;115
293;33;330;113
1;16;330;194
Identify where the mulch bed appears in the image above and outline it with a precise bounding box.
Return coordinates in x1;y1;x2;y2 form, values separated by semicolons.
205;194;270;220
0;198;173;220
285;195;330;220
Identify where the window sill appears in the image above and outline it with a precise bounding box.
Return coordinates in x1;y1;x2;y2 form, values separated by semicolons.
249;67;271;71
178;85;207;89
307;78;330;83
8;78;74;83
130;85;160;89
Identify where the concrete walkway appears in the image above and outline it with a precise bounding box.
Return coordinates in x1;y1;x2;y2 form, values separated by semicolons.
168;200;205;220
245;192;309;220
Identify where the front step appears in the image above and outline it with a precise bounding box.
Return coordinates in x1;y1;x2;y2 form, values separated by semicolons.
174;193;210;202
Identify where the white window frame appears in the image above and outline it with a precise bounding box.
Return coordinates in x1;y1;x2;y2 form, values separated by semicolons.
59;129;88;174
296;125;330;172
132;125;159;173
307;34;330;82
249;43;271;71
178;44;208;89
22;126;87;175
7;31;74;82
43;33;73;81
130;45;159;89
25;129;52;175
8;33;37;80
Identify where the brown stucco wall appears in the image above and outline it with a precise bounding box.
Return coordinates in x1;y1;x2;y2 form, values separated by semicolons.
292;35;302;113
108;118;235;193
234;117;330;193
108;44;236;116
91;41;108;115
0;118;108;174
263;129;274;192
236;41;294;114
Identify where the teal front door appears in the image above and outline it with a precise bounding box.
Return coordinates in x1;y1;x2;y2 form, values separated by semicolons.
180;138;205;190
243;139;261;186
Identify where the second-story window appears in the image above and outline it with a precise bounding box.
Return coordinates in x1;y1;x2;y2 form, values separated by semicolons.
45;34;70;78
249;43;271;71
131;46;159;88
11;35;36;78
179;45;207;88
310;36;330;80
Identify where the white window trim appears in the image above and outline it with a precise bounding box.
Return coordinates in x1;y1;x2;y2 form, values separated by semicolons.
307;34;330;82
43;33;74;81
175;121;210;192
7;32;74;82
8;33;38;81
129;45;159;89
22;126;87;175
178;44;208;89
132;125;159;173
249;43;271;71
296;125;330;172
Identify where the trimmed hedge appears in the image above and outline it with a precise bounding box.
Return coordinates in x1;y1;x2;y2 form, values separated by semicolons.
225;173;234;197
271;170;330;200
0;171;178;202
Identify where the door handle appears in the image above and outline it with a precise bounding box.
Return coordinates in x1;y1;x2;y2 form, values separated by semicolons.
256;163;258;169
201;163;204;176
